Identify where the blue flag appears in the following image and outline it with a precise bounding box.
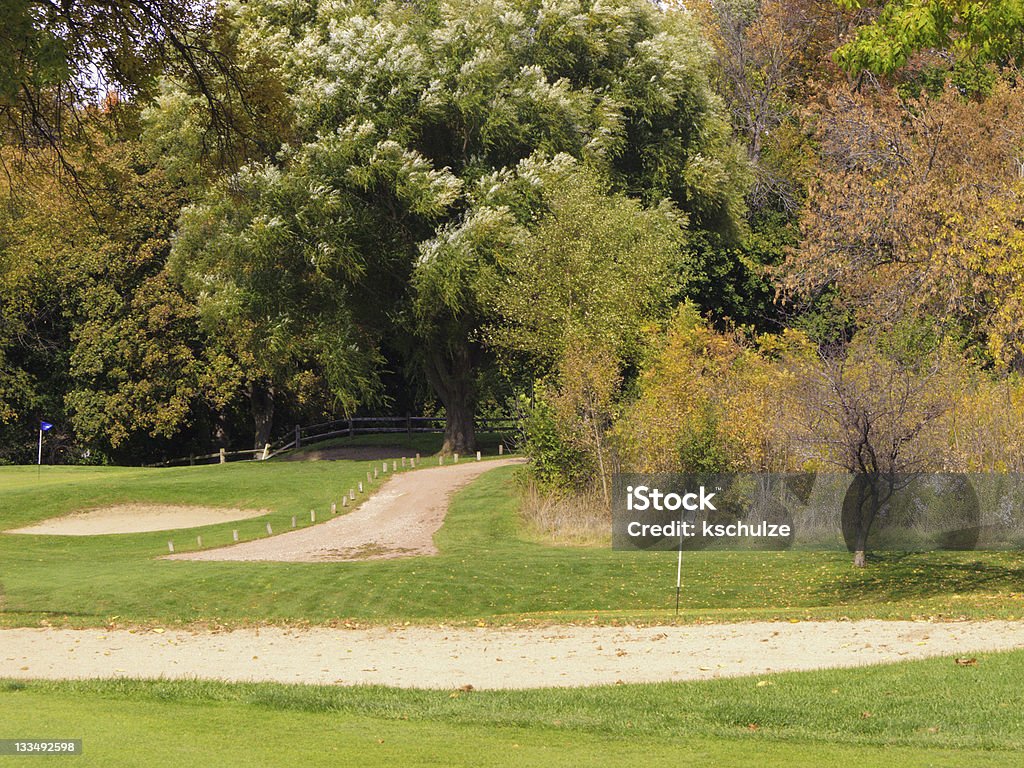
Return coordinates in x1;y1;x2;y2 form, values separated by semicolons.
40;421;53;432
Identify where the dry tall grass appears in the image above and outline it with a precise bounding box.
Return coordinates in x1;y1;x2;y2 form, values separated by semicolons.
518;480;610;546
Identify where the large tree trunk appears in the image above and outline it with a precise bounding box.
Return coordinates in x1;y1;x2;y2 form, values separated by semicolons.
249;382;274;450
442;395;476;455
424;342;477;455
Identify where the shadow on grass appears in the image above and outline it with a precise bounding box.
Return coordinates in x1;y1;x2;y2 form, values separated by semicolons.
821;552;1024;603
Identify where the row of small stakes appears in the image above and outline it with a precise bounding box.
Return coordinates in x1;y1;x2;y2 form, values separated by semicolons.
166;445;504;553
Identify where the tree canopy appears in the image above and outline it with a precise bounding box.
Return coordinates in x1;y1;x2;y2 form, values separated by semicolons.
171;0;749;453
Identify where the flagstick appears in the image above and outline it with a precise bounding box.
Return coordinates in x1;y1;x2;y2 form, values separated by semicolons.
675;515;684;617
38;428;43;466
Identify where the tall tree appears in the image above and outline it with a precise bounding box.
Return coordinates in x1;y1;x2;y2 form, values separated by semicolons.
172;0;750;453
0;123;239;463
778;80;1024;368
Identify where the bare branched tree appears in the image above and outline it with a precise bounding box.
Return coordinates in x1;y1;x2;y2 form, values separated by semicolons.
788;332;957;566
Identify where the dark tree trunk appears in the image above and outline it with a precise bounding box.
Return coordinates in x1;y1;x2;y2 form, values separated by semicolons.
249;382;275;450
442;395;476;455
424;341;477;455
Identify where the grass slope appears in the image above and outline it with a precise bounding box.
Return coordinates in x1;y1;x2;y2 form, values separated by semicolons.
1;463;1024;627
3;649;1024;766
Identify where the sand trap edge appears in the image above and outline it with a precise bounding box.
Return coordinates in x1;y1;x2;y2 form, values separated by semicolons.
5;504;272;536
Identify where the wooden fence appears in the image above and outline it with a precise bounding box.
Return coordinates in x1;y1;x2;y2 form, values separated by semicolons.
149;415;519;467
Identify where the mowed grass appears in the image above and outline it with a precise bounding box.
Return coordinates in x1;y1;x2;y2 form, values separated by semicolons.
1;462;1024;627
3;649;1024;766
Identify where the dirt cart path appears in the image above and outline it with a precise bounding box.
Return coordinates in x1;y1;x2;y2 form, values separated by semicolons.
1;621;1022;689
168;457;526;563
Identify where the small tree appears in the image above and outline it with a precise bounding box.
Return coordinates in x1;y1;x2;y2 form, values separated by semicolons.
542;341;622;506
788;330;959;566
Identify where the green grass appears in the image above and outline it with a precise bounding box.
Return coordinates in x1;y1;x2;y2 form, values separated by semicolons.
3;650;1024;766
2;463;1024;628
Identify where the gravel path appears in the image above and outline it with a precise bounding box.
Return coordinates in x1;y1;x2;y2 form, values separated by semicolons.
2;621;1022;689
167;457;526;562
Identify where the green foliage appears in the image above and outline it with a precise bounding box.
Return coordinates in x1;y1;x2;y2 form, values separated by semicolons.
676;408;731;473
835;0;1024;76
0;135;238;462
171;0;750;452
482;164;687;378
521;397;593;491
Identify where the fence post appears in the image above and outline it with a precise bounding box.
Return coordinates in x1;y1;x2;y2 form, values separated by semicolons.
407;413;412;435
219;448;226;464
262;443;271;460
349;418;354;438
294;424;302;449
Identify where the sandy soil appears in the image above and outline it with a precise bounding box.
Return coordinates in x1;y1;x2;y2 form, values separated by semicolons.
167;457;526;562
1;620;1021;689
6;505;271;536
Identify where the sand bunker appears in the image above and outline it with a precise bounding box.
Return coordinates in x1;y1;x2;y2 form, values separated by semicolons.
6;504;270;536
3;620;1024;689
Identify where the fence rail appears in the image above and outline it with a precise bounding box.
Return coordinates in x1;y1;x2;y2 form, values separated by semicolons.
148;415;519;467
